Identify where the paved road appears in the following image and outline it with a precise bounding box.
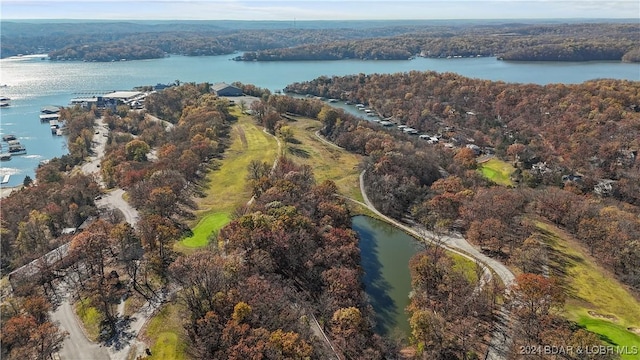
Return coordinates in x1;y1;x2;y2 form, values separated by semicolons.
95;188;139;226
145;114;174;131
51;117;147;360
50;288;110;360
81;118;109;183
314;130;513;358
357;170;514;359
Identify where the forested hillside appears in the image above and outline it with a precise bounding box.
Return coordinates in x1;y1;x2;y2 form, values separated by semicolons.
2;21;638;62
283;73;640;293
236;23;639;62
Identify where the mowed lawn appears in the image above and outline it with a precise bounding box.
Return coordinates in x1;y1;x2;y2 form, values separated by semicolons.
537;222;640;358
181;212;230;248
180;112;278;248
284;116;363;202
479;158;515;186
143;304;188;360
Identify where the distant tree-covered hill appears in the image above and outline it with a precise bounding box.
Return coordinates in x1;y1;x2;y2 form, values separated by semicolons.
2;20;638;62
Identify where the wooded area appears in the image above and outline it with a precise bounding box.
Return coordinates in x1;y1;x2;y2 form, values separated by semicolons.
2;21;638;62
2;70;639;358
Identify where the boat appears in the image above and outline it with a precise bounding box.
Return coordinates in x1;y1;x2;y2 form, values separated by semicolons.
0;102;9;108
0;153;11;161
0;97;10;101
8;144;26;154
1;175;10;184
2;134;16;141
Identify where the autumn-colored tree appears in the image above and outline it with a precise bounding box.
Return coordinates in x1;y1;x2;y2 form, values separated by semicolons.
137;214;179;278
268;329;313;359
454;147;477;169
124;139;150;161
69;219;114;278
509;273;565;345
15;210;52;264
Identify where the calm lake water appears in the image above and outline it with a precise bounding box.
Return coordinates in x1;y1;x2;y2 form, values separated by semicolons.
353;215;423;338
0;54;638;186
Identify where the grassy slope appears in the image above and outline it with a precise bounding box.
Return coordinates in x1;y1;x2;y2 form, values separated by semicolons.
284;116;363;203
143;303;188;360
180;109;278;248
479;158;515;186
537;222;640;357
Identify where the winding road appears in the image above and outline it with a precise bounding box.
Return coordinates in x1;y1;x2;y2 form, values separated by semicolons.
357;170;514;359
51;117;152;360
314;130;514;358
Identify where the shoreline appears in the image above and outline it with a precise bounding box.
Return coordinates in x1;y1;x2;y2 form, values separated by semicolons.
0;184;23;199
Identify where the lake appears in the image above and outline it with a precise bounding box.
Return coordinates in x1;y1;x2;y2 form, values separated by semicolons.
0;54;638;187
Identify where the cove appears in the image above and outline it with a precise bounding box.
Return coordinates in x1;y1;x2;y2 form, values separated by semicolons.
353;215;423;338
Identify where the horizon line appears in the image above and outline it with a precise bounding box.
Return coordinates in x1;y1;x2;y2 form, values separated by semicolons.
3;17;638;21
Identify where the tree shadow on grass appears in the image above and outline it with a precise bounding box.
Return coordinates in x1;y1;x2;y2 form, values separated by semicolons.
538;230;584;299
288;146;310;159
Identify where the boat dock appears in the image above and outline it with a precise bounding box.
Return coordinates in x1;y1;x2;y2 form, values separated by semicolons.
40;105;61;121
3;136;27;155
1;175;10;184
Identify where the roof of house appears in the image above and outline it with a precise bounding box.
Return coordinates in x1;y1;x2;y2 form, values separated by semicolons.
212;83;241;92
104;91;143;100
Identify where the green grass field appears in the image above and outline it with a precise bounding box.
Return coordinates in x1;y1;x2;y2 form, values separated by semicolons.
144;304;188;360
537;222;640;358
181;212;230;248
75;298;102;342
575;314;640;349
479;158;515;186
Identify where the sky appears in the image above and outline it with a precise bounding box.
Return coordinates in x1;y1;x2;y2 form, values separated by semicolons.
1;0;639;21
